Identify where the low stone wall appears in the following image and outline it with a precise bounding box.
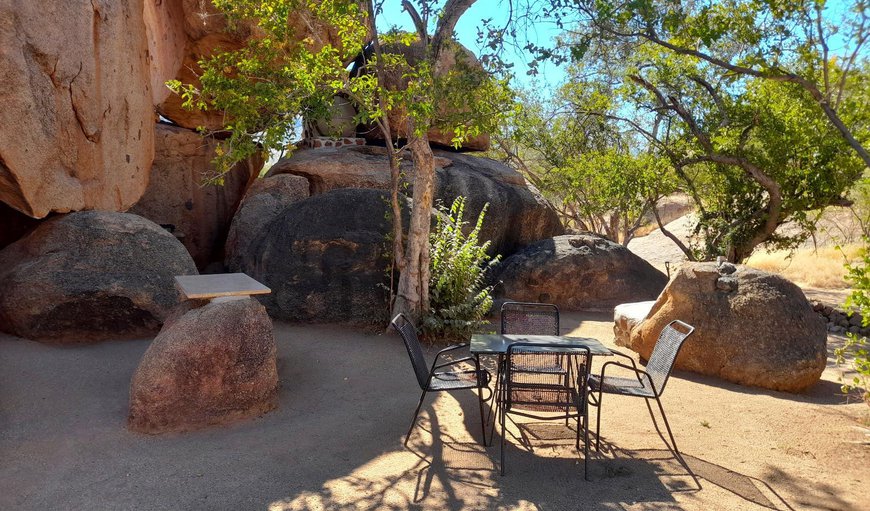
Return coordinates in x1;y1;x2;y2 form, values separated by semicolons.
811;300;868;336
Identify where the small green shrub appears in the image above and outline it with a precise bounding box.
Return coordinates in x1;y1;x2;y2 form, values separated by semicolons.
421;197;500;342
838;242;870;405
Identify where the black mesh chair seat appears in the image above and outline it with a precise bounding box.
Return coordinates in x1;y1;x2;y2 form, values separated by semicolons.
430;370;491;391
508;383;579;413
588;374;655;398
589;320;695;468
391;313;491;447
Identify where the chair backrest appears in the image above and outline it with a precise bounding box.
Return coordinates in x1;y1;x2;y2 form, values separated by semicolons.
645;320;695;395
391;313;430;390
505;343;590;414
501;302;559;335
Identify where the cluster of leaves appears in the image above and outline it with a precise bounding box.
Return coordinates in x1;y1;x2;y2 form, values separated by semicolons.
420;197;500;342
839;248;870;404
167;0;369;182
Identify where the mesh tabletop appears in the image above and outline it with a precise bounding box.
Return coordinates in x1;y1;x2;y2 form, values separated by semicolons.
469;334;612;356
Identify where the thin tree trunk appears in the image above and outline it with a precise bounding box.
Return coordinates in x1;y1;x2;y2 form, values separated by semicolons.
391;136;436;321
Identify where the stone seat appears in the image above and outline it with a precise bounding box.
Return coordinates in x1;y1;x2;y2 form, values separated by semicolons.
613;301;655;346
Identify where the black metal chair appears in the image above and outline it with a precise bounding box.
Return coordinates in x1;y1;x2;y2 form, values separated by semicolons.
588;320;695;457
499;343;592;479
391;313;491;447
501;302;560;337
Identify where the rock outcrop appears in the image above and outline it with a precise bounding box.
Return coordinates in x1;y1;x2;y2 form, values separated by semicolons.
145;0;261;129
224;174;310;272
268;146;563;257
619;262;827;392
494;235;668;310
129;123;263;267
128;297;278;433
355;40;490;151
147;0;365;130
0;0;155;218
0;211;197;343
232;188;403;323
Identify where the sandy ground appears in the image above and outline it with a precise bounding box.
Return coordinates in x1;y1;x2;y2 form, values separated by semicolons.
1;313;867;511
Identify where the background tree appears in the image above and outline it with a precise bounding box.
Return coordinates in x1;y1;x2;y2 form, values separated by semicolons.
522;15;869;261
564;0;870;168
492;89;677;244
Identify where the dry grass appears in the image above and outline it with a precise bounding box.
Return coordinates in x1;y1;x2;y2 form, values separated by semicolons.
745;244;863;289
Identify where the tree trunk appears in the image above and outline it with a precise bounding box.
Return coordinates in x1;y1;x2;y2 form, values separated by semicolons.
391;136;436;321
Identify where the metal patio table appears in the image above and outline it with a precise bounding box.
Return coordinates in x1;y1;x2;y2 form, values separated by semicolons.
470;334;613;443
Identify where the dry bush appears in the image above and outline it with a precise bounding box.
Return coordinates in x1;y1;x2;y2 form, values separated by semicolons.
746;245;863;289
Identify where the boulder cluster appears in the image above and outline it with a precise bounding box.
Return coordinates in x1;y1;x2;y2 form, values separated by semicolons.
812;301;869;336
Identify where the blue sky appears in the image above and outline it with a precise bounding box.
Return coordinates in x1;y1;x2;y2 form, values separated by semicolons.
375;0;567;91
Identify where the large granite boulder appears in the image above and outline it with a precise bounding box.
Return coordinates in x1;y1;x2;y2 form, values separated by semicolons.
620;262;827;392
128;297;278;433
224;174;310;272
494;235;668;310
146;0;365;130
268;146;563;257
0;211;197;343
129;123;264;267
234;188;404;323
436;152;563;257
0;0;154;218
355;39;490;151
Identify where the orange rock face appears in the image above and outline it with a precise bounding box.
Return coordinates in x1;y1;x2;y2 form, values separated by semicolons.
146;0;366;131
129;123;263;267
0;0;155;218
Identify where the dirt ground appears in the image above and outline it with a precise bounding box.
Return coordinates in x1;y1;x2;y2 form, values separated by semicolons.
1;312;867;511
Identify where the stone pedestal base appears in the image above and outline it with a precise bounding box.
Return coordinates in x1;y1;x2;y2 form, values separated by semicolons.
128;297;278;434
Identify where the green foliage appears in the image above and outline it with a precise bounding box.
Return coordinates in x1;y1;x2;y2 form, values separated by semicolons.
549;23;867;261
839;246;870;404
166;3;513;183
167;0;369;182
420;197;500;341
492;88;677;244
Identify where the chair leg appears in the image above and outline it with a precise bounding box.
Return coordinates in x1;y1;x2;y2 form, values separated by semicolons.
477;385;487;446
595;387;604;451
488;359;504;445
499;396;507;476
652;396;680;457
404;389;428;447
583;405;590;482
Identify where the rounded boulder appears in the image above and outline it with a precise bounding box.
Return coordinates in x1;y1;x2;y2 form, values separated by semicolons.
235;188;404;323
494;234;668;310
621;262;827;392
128;297;278;433
0;211;197;343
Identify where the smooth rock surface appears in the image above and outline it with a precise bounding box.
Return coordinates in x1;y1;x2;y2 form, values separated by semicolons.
494;235;668;310
0;0;154;218
224;174;310;272
146;0;260;130
0;211;197;343
620;262;827;392
269;146;563;257
129;123;263;267
233;188;404;323
613;301;655;346
128;297;278;433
